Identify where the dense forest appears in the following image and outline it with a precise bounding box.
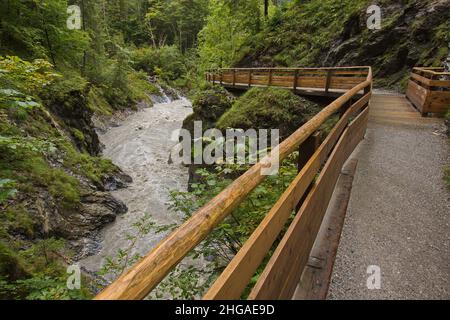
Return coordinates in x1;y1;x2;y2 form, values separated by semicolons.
1;0;449;299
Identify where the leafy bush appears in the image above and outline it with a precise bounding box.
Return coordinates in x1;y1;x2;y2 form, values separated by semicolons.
131;45;186;80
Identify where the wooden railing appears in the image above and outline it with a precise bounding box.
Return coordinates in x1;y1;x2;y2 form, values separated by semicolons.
406;67;450;116
95;67;373;300
205;67;370;96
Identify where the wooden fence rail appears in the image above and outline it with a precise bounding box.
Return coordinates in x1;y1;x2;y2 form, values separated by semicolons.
206;66;370;97
95;67;373;300
406;67;450;116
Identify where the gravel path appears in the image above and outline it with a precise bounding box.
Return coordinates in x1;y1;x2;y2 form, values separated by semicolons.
327;94;450;300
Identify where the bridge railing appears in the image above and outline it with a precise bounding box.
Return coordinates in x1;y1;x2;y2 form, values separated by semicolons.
406;67;450;116
205;66;370;95
95;67;373;300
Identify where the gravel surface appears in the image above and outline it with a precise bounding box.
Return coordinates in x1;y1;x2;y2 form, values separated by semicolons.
327;95;450;300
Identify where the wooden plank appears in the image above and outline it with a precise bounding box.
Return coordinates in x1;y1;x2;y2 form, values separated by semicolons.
293;159;358;300
203;93;371;300
406;79;429;112
248;107;369;300
427;91;450;114
411;72;432;86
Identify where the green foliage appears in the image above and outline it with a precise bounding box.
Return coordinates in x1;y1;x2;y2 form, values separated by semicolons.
197;0;263;70
0;136;81;211
217;87;320;138
240;0;369;67
0;56;59;117
146;0;209;52
0;56;60;93
14;275;87;300
0;238;89;300
0;0;88;67
0;179;17;204
131;45;186;81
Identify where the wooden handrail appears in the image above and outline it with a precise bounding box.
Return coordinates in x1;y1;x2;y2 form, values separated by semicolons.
413;67;450;77
95;67;372;300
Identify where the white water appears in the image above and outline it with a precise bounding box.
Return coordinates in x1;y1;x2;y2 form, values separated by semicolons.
80;96;192;276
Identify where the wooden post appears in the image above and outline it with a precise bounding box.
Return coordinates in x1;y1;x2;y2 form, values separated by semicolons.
297;132;321;173
325;70;333;93
293;69;299;93
212;73;215;85
296;132;321;212
248;70;252;88
233;69;236;87
268;69;273;86
339;98;352;119
220;70;223;85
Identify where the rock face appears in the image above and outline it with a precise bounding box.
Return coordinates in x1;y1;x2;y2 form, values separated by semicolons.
31;189;127;241
323;1;450;81
46;87;102;156
27;86;133;257
238;0;450;88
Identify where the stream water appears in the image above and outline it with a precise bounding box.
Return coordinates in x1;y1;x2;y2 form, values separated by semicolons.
79;93;192;278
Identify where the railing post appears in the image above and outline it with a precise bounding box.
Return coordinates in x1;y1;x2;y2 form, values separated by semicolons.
220;70;223;85
248;70;252;88
233;69;236;87
325;69;333;93
293;69;299;93
339;98;353;119
296;131;321;211
297;132;321;172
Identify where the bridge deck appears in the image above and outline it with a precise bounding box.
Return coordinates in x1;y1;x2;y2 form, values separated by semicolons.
325;94;449;299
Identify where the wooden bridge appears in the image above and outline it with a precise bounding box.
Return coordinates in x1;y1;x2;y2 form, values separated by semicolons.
95;66;449;300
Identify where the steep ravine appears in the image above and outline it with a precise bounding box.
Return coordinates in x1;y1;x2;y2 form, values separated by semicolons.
79;94;192;278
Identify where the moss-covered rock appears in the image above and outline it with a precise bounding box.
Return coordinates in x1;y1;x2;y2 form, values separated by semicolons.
216;87;320;138
183;84;235;134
